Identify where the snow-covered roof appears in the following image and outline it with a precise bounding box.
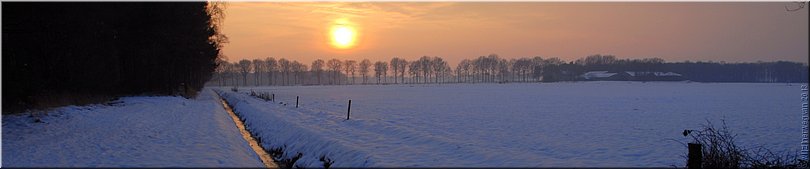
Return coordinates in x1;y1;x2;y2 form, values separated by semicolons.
581;71;617;79
625;71;682;77
655;72;682;76
581;71;682;80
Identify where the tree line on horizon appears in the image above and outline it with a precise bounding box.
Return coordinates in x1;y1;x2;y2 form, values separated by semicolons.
2;2;227;114
211;54;809;87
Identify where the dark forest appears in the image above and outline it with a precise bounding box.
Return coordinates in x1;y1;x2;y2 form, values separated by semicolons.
2;2;226;114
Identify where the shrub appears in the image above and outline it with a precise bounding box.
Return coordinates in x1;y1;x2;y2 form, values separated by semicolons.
685;120;808;169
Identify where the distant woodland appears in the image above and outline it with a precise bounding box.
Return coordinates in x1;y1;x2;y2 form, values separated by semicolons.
2;2;226;114
212;54;808;86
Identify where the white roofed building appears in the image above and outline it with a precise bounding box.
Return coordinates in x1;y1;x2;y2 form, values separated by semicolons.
579;71;685;81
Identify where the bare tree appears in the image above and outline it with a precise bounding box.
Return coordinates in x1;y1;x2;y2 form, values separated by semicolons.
344;60;357;84
373;61;386;84
265;57;277;85
226;62;238;86
457;59;472;83
381;62;389;83
252;59;265;86
311;59;325;85
487;54;500;82
408;61;421;84
237;59;252;86
397;59;408;83
497;58;509;82
359;59;371;84
441;63;452;83
431;56;448;83
538;57;563;81
291;61;306;85
530;57;544;82
327;59;342;85
513;58;533;82
470;54;501;83
278;58;291;86
417;56;432;83
576;54;618;66
215;58;228;86
390;57;401;84
454;61;463;83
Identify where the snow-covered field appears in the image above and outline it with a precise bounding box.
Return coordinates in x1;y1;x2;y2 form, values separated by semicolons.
2;89;264;167
218;81;803;167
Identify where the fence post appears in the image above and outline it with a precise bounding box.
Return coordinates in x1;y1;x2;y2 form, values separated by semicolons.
688;143;702;169
346;99;352;120
271;94;275;102
296;96;299;108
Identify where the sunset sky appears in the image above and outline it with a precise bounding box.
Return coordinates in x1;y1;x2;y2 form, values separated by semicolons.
221;2;808;65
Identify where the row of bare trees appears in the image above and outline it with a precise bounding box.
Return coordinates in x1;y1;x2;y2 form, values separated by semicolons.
216;58;309;86
210;54;809;86
211;54;570;86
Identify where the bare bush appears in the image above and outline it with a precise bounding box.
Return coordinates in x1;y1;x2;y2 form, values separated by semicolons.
686;120;808;169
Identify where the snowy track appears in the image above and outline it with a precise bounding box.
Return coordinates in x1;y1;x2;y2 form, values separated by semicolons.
2;89;264;167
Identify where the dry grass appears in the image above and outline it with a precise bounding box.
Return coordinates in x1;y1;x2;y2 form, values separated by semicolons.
686;120;808;169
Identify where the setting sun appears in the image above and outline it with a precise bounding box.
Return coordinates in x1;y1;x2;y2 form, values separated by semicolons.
329;18;357;49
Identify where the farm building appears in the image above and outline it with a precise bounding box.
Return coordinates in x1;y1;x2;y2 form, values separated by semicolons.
579;71;685;81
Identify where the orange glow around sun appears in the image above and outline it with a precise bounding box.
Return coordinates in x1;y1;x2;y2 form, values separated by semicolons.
329;18;357;49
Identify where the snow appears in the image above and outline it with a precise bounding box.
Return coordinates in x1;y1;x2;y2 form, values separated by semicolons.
218;82;803;167
653;72;682;76
2;89;264;167
625;71;683;77
581;71;617;79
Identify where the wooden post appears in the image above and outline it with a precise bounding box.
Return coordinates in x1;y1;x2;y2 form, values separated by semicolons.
346;100;352;120
296;96;299;108
271;94;275;102
688;143;702;169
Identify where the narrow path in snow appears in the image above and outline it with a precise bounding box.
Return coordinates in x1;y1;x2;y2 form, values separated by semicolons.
217;93;278;168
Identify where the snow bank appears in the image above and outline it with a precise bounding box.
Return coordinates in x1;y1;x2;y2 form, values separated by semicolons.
2;89;264;167
219;82;803;167
217;90;374;167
